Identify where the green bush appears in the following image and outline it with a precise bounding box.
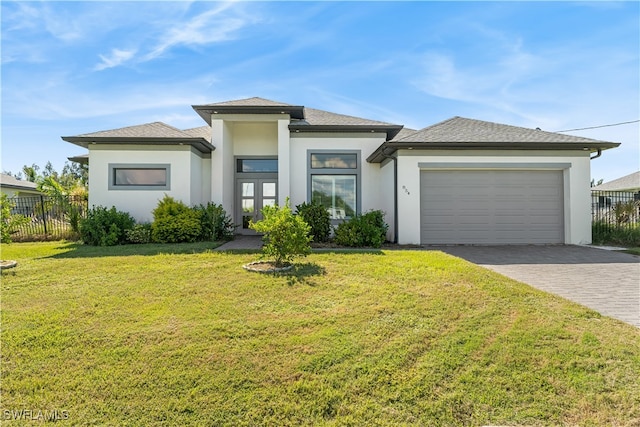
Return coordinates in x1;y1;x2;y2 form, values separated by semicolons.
334;210;388;248
250;198;312;267
151;196;202;243
1;194;30;244
80;206;135;246
193;202;235;241
126;223;152;244
296;201;331;243
592;221;640;246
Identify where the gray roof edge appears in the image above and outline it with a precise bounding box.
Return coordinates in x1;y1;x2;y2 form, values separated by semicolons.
192;104;306;123
289;124;404;140
366;140;620;163
61;136;215;153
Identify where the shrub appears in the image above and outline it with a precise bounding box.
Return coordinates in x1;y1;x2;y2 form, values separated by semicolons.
334;210;388;248
249;198;312;267
193;202;235;241
1;194;30;244
592;221;640;246
151;196;202;243
296;201;331;243
80;206;135;246
126;223;152;244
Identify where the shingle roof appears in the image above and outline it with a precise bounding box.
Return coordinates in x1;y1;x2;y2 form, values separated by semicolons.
62;122;215;153
183;126;212;142
367;116;620;163
193;97;403;139
592;171;640;192
389;127;418;142
0;173;39;191
394;116;618;144
197;97;294;107
293;107;400;127
74;122;194;139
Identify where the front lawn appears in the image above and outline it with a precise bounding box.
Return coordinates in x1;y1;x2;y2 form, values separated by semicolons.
2;242;639;426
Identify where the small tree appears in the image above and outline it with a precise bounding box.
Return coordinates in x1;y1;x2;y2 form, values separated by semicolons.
250;198;312;267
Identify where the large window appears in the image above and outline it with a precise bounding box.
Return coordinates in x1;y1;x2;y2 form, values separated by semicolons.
109;164;170;190
308;151;360;220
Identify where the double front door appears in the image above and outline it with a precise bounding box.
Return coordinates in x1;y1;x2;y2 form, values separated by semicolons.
236;179;278;234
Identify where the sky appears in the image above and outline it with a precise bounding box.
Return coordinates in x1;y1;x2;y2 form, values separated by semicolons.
1;0;638;183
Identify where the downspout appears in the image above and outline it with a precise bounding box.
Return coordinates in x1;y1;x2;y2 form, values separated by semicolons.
379;147;398;243
590;149;602;160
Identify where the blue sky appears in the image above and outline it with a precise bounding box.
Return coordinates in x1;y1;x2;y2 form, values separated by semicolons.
2;1;638;183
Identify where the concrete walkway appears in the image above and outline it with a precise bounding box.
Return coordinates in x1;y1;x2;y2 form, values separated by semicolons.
434;245;640;328
214;235;263;251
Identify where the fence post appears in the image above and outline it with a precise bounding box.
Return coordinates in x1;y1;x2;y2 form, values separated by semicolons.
40;195;48;235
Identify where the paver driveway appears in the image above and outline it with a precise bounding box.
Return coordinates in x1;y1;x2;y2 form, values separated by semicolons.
434;245;640;328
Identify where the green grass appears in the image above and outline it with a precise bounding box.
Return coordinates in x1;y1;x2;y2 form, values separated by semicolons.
620;247;640;256
2;242;639;426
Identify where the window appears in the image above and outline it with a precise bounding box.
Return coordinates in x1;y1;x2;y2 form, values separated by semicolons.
109;164;170;190
311;153;357;169
237;159;278;173
308;151;360;220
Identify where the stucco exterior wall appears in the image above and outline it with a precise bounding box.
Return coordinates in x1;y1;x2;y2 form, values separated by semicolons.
231;122;278;156
211;117;283;217
289;132;388;214
395;150;592;245
378;159;396;241
88;145;208;222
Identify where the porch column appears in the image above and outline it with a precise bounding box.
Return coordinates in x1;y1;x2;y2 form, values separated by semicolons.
277;118;291;206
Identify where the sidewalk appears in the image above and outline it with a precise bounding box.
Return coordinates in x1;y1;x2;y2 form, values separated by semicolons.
214;235;263;251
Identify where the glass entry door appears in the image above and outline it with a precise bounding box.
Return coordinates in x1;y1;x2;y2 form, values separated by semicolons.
237;179;278;234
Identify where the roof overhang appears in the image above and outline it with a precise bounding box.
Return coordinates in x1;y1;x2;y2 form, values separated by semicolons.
61;136;215;154
367;140;621;163
0;184;41;193
192;104;305;125
67;154;89;164
290;124;404;141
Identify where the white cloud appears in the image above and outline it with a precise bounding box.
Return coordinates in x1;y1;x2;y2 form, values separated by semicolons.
143;3;253;62
94;48;137;71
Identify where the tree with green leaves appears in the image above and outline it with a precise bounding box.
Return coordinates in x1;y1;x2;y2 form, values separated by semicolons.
250;198;312;267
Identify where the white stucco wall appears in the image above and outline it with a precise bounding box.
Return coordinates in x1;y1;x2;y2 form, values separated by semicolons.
88;145;208;222
395;150;592;245
379;159;396;241
211;116;284;218
289;132;388;215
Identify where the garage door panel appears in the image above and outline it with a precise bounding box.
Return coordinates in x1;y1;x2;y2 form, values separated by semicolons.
420;170;564;244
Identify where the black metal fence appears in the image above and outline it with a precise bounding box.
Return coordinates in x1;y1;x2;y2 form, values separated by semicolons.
5;195;88;241
591;190;640;230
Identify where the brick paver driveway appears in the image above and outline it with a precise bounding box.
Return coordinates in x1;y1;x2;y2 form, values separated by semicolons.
434;245;640;328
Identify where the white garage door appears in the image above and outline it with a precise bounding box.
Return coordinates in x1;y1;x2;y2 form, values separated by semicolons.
420;170;564;244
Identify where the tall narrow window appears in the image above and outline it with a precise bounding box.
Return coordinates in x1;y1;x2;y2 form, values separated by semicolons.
308;151;360;220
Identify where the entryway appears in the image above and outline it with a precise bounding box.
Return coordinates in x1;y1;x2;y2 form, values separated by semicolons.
236;178;278;234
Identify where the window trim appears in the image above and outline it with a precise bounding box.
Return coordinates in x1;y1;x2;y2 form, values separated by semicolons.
307;150;361;220
108;163;171;191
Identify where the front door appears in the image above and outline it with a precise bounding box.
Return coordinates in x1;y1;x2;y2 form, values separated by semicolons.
236;179;278;234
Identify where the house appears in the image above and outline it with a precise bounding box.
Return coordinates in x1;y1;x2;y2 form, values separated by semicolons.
591;170;640;211
0;173;42;198
591;171;640;193
62;97;620;245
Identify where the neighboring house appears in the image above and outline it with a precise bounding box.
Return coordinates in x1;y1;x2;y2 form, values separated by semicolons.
0;173;42;198
62;97;620;245
591;171;640;211
591;171;640;193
